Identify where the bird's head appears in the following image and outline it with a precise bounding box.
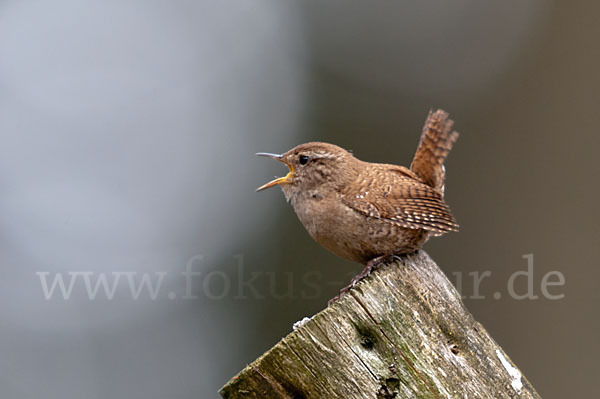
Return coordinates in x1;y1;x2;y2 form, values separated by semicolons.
256;142;356;201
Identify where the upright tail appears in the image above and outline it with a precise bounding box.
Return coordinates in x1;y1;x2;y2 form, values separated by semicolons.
410;109;459;193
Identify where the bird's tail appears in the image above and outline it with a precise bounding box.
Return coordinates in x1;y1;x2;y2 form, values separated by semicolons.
410;109;459;193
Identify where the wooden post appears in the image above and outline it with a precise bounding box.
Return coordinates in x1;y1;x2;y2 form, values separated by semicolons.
219;251;541;399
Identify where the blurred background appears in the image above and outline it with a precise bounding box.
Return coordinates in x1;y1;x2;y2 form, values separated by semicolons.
0;0;598;398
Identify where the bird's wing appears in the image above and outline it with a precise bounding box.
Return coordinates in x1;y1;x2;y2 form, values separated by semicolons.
341;166;459;234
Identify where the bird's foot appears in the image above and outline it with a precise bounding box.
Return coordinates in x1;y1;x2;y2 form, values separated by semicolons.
327;254;403;306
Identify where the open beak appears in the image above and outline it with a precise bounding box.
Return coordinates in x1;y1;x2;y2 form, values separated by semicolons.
256;152;295;191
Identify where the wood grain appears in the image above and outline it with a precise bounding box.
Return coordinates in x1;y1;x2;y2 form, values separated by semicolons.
220;251;541;399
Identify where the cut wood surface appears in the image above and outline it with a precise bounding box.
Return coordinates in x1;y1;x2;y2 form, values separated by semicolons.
219;251;540;399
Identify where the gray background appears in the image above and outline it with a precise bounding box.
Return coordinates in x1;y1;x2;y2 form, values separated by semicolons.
1;1;598;398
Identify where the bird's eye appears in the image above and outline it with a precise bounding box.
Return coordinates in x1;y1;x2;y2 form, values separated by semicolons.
299;155;310;165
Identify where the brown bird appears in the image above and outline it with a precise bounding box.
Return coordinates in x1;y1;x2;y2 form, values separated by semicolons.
257;110;459;300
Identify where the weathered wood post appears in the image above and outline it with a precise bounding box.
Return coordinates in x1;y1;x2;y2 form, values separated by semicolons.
219;251;540;398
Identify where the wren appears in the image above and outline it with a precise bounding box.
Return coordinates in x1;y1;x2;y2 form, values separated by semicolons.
257;110;459;302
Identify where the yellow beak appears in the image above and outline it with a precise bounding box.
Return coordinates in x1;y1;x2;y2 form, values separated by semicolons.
256;153;295;191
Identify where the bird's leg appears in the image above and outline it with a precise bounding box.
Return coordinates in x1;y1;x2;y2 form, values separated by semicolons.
328;254;400;306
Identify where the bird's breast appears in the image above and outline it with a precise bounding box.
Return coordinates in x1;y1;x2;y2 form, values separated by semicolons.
290;192;371;262
289;190;430;263
290;191;337;238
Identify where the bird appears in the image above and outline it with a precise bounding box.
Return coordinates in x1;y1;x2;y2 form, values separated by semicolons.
256;109;459;302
